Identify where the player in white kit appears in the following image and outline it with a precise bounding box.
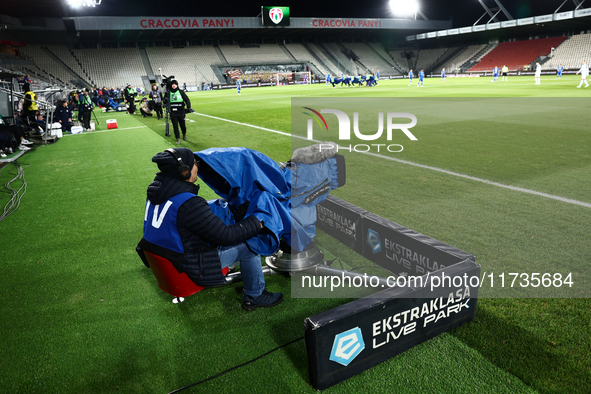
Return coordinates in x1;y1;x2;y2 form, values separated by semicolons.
576;61;589;88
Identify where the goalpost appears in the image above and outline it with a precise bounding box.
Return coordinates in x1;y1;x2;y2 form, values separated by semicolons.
274;71;311;86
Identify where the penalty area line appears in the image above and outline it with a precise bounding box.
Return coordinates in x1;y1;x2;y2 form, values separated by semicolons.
190;112;591;209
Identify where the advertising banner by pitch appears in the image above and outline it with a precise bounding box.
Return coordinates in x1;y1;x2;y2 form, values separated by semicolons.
305;260;480;390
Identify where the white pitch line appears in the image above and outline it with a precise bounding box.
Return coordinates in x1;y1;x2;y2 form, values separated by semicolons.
62;125;148;136
190;111;591;209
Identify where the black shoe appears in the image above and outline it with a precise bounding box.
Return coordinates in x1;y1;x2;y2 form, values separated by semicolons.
182;134;186;141
242;289;283;311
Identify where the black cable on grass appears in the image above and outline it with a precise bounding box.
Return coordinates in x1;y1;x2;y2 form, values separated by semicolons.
167;336;304;394
0;160;30;222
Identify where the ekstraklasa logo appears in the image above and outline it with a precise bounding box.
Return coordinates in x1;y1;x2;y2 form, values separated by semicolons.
366;228;382;254
330;327;365;366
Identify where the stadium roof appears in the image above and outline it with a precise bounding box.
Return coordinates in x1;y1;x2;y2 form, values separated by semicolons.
0;0;581;28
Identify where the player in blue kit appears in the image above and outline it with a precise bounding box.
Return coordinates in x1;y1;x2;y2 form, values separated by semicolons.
493;66;499;82
557;65;564;79
417;69;424;87
375;69;380;85
325;73;330;86
441;68;446;82
236;79;241;95
408;69;413;85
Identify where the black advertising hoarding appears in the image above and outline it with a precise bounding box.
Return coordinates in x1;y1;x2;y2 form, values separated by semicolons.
362;212;475;277
305;260;480;390
316;196;475;276
316;195;367;252
308;195;479;389
261;6;291;26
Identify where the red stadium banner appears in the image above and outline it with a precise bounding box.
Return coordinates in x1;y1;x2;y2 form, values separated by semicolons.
311;19;382;28
139;18;235;28
0;40;27;47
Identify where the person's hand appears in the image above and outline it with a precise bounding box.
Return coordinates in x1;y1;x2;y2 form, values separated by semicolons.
58;120;62;123
259;220;265;229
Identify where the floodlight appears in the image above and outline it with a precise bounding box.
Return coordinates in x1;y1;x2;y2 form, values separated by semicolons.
389;0;419;17
67;0;102;8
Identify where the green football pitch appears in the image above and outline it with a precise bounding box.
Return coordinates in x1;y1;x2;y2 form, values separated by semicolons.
0;75;589;393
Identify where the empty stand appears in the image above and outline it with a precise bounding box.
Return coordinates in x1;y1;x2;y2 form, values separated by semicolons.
45;45;92;85
347;43;398;75
73;48;145;88
146;46;223;85
544;33;591;70
413;48;449;72
440;44;487;72
284;43;330;76
18;45;71;86
469;37;567;72
218;44;291;65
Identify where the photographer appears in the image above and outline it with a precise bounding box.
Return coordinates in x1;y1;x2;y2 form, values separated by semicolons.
124;83;137;115
149;84;163;120
139;97;153;117
164;79;192;145
78;89;93;130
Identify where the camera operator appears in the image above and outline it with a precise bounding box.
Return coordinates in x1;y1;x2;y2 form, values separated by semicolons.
78;89;93;130
149;84;163;120
124;83;137;115
164;79;192;145
136;148;283;311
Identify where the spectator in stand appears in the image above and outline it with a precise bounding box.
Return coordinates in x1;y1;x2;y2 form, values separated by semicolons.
23;75;32;84
124;84;137;115
149;84;163;120
55;99;72;133
139;97;153;117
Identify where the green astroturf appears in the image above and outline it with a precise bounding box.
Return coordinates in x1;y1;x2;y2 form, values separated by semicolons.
0;75;589;393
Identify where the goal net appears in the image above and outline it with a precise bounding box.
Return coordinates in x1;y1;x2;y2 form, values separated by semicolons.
274;71;311;85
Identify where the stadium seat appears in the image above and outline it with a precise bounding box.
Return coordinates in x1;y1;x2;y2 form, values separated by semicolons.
143;250;229;303
469;37;567;72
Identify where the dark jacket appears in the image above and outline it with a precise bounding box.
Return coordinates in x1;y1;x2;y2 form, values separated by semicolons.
137;172;261;287
149;87;163;105
55;106;72;124
124;87;137;103
165;88;191;117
